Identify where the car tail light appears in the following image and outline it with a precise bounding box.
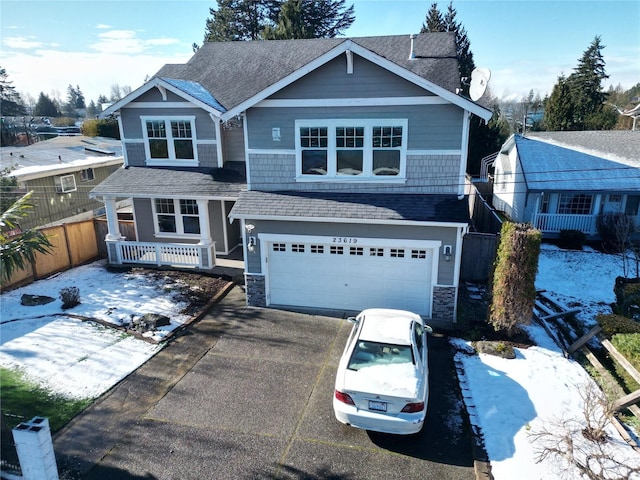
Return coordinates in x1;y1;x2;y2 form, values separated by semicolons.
335;390;355;405
401;402;424;413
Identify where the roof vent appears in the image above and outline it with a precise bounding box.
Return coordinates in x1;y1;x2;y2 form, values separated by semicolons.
408;34;416;60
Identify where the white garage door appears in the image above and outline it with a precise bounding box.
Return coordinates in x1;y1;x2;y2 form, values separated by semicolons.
265;236;436;316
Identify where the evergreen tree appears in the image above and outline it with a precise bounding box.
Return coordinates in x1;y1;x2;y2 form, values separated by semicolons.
204;0;354;42
567;36;609;129
420;1;474;95
86;100;99;118
544;75;575;131
0;66;25;117
33;92;60;117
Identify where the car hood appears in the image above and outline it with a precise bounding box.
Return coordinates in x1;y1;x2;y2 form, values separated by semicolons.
343;363;421;399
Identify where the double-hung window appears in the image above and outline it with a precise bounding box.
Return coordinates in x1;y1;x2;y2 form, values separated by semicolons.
142;116;197;166
296;119;407;180
153;198;201;236
557;194;593;215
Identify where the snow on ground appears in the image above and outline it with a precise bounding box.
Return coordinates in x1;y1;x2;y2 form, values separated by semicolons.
0;260;191;399
2;246;639;478
453;244;640;479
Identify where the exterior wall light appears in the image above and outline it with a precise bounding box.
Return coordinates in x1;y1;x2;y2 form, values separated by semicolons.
443;245;452;262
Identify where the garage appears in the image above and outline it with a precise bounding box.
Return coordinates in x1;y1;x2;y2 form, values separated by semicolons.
261;234;440;316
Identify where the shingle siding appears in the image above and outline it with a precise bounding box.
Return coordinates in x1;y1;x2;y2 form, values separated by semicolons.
125;142;146;167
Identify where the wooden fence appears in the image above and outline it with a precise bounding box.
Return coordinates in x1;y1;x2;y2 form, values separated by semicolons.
461;233;498;282
1;218;135;291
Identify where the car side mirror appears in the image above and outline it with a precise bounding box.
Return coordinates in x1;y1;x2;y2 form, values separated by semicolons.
425;325;433;334
347;316;357;324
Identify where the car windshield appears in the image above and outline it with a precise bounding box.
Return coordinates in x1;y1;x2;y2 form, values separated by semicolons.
347;341;414;371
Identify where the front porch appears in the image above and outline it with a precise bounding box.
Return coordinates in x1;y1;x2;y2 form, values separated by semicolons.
532;213;598;236
106;238;245;272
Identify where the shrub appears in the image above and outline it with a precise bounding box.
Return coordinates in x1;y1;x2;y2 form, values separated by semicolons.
596;312;640;338
613;277;640;319
596;212;634;253
489;222;542;336
81;118;119;139
557;230;586;250
59;286;80;309
611;333;640;373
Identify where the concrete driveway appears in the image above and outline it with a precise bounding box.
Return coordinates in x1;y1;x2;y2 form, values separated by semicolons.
54;287;476;480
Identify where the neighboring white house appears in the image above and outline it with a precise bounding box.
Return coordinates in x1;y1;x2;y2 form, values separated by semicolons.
492;131;640;238
0;136;126;229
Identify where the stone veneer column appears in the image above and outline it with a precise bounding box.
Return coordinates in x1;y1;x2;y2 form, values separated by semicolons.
245;274;266;307
432;286;457;323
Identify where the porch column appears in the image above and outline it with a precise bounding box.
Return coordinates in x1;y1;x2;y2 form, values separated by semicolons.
104;196;124;241
197;199;213;245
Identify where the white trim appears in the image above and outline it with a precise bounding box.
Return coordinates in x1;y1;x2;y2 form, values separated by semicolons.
221;40;492;122
407;149;462;156
345;49;353;74
116;116;127;166
123;138;145;144
230;213;468;229
102;77;224;117
254;96;448;108
55;174;77;193
243;113;252;190
220;200;229;253
458;111;471;197
259;233;441;249
125;102;199;109
247;148;296;155
213;116;224;168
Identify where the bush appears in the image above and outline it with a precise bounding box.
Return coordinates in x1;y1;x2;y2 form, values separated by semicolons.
596;212;635;253
596;312;640;338
613;277;640;319
489;222;542;335
81;118;119;139
557;230;586;250
611;333;640;373
59;286;80;309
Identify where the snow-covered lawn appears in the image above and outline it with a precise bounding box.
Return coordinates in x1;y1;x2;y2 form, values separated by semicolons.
453;244;640;479
0;260;192;399
1;246;639;478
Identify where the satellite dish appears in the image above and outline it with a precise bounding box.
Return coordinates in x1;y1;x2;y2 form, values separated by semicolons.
469;67;491;101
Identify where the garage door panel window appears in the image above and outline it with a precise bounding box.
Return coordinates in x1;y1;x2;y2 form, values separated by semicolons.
411;249;427;259
273;243;286;252
331;246;344;254
350;247;364;256
390;249;405;258
154;198;200;236
311;245;324;253
296;120;406;180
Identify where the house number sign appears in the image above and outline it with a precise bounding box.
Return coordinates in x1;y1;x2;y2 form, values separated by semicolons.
332;237;358;244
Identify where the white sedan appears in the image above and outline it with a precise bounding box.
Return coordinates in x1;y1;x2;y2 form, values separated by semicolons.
333;308;431;435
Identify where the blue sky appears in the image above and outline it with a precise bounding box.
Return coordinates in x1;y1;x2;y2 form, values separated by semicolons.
1;0;638;105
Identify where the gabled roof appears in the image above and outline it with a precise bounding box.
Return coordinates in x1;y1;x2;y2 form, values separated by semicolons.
229;191;470;225
104;33;492;122
513;134;640;192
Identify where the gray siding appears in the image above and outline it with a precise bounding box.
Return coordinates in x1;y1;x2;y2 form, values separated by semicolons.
133;198;156;242
198;144;218;168
125;142;146;167
246;104;462;150
243;219;458;285
248;152;460;195
222;124;246;164
22;164;121;229
270;54;431;100
121;107;217;140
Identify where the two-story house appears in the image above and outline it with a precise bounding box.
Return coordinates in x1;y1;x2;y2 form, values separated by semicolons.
92;33;491;325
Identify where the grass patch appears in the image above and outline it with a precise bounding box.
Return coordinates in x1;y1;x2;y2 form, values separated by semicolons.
0;367;92;433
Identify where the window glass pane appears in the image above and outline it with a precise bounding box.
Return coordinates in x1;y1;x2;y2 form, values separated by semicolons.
625;196;640;216
180;199;199;215
174;139;194;159
158;215;177;233
337;150;363;175
302;150;327;175
373;150;400;176
146;120;166;138
182;216;200;234
155;199;175;214
149;139;169;158
372;125;402;149
336;126;364;150
171;121;192;139
558;194;593;215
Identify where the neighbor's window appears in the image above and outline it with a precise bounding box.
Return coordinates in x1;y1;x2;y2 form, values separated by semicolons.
143;117;196;164
558;194;593;215
296;119;407;179
55;174;77;193
80;168;94;182
154;198;200;236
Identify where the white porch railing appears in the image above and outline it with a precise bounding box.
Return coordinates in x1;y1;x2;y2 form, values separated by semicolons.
533;213;598;235
109;241;216;269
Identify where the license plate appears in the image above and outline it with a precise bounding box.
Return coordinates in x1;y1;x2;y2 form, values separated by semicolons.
369;400;387;412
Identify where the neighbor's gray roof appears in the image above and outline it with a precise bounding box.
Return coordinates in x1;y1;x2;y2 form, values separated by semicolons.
229;191;470;224
527;130;640;166
155;33;461;111
514;134;640;192
90;166;246;198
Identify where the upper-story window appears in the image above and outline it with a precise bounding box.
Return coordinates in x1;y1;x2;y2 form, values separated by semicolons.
296;119;407;180
142;116;197;166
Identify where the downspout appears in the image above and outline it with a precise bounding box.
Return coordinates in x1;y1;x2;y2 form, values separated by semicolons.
458;111;471;199
243;112;251;190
